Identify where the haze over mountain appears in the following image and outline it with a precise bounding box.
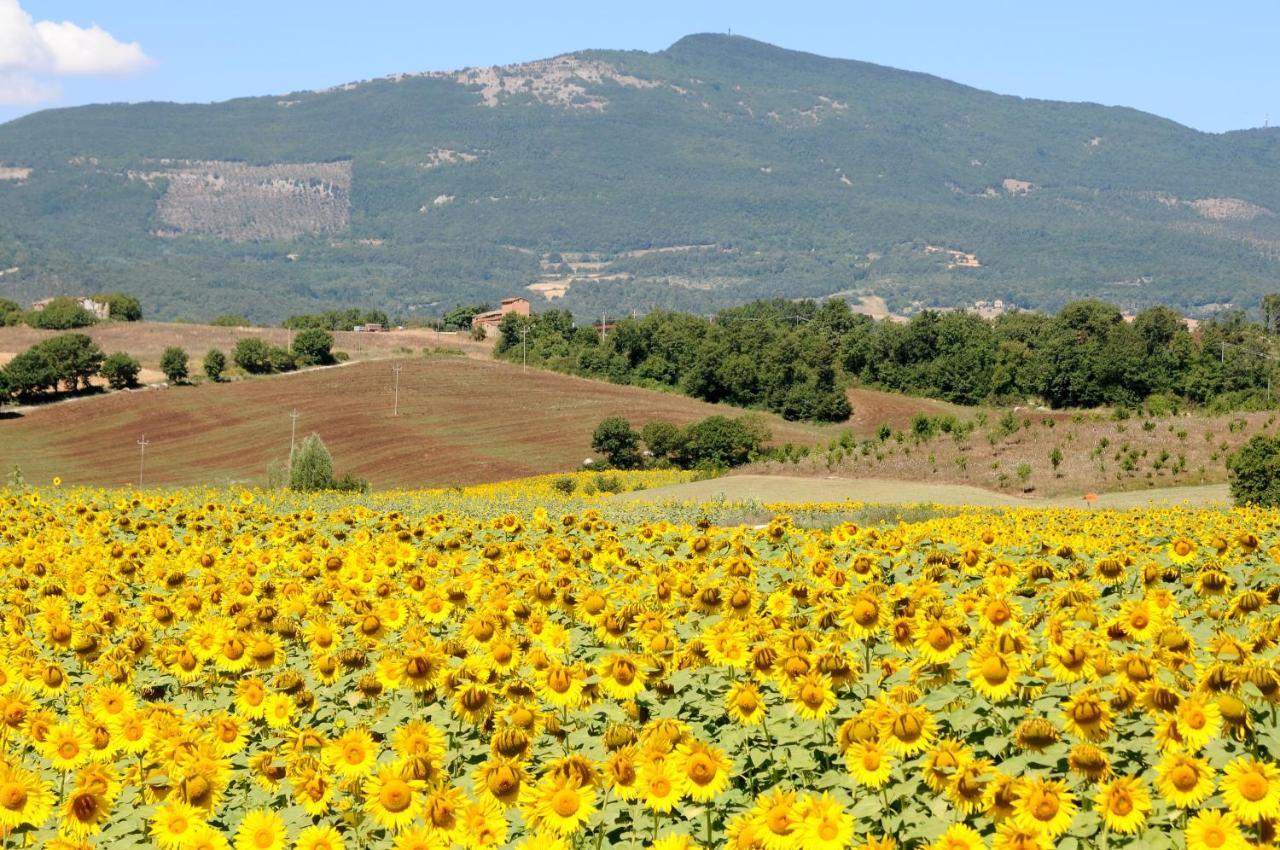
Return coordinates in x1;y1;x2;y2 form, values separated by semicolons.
0;33;1277;322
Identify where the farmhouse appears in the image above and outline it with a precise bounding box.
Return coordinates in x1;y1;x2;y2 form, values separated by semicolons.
470;297;530;337
31;296;111;320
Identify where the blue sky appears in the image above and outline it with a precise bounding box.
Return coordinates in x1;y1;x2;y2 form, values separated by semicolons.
2;1;1277;132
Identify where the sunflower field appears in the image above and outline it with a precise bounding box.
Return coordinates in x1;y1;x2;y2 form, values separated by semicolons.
2;483;1280;850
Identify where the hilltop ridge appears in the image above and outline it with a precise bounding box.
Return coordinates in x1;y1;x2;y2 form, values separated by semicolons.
0;34;1278;322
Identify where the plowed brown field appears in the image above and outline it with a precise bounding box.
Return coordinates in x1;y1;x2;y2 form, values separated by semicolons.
1;357;839;488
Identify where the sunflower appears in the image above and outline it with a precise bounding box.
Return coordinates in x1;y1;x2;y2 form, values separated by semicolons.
41;721;93;771
637;760;682;813
948;758;993;815
536;664;585;708
0;762;54;832
846;740;894;789
991;822;1049;850
1061;690;1113;742
969;650;1020;701
234;809;287;850
1221;758;1280;824
923;739;973;793
1175;696;1222;751
187;825;233;850
749;789;799;850
151;799;206;850
525;776;597;837
726;681;767;726
672;740;732;802
422;783;467;844
363;766;422;833
598;653;647;700
1066;744;1110;783
881;704;937;756
324;728;378;780
294;824;345;850
1185;810;1249;850
261;692;296;729
795;793;851;850
60;786;111;838
1157;752;1215;808
602;747;641;802
459;795;508;849
1094;776;1152;834
789;671;837;720
1014;778;1076;837
1168;537;1198;564
930;823;985;850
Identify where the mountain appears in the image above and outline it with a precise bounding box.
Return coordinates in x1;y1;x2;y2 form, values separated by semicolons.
0;33;1278;322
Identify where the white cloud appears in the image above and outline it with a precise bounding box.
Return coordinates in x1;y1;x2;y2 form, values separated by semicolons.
0;70;60;105
0;0;150;106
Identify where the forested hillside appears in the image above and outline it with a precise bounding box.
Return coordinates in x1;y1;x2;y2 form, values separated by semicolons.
0;34;1278;321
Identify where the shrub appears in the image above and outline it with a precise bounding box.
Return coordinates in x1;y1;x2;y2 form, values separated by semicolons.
212;314;250;327
591;417;642;469
160;347;189;383
100;352;141;389
28;297;96;329
289;434;335;491
203;349;227;381
233;338;272;374
0;298;21;327
1228;435;1280;506
95;293;142;321
267;346;296;373
292;328;335;366
551;476;576;495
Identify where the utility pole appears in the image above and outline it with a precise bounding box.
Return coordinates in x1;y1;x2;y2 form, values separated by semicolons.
137;436;150;488
600;312;607;342
289;409;300;459
521;324;530;372
392;362;403;416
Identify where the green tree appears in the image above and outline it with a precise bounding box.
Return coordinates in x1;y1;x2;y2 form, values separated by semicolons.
28;298;95;330
291;328;334;366
212;314;250;327
1050;446;1064;476
267;346;296;372
233;338;272;374
678;415;770;469
0;298;21;327
96;292;143;321
100;352;141;389
591;416;642;469
2;348;56;397
203;348;227;381
641;420;684;463
289;433;335;491
1228;435;1280;506
35;333;104;390
160;346;189;383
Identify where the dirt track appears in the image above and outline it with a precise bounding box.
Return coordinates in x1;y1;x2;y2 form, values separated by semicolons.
620;474;1231;508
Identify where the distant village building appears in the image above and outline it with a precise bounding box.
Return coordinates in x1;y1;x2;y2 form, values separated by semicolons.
352;323;385;332
470;297;531;338
30;296;110;320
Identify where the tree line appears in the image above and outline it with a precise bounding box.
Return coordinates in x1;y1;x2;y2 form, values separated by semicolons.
0;329;336;403
495;298;1280;420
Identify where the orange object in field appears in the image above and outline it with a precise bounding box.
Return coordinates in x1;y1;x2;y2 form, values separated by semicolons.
1083;492;1098;503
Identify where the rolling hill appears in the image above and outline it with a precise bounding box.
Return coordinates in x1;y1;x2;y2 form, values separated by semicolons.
0;34;1278;322
0;355;845;488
